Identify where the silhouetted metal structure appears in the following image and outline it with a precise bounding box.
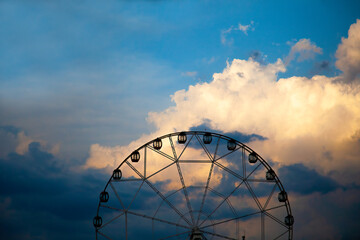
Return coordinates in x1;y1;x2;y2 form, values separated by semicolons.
178;132;187;144
94;131;293;239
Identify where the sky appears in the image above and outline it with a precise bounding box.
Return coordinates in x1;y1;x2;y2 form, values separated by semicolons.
0;0;360;239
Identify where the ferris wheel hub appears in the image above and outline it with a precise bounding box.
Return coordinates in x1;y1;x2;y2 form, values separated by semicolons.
189;228;207;240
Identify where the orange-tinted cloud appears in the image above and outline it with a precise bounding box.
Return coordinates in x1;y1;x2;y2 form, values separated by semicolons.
85;20;360;186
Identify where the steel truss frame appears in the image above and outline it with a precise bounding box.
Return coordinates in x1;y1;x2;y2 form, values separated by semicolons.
95;131;293;240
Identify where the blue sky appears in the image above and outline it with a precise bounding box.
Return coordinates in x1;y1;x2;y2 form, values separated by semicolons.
1;0;360;239
1;0;359;152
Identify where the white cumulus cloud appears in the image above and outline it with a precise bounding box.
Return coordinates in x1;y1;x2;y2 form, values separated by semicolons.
336;19;360;83
85;21;360;186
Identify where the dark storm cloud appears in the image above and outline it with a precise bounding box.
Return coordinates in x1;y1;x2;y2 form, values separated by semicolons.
190;123;267;143
224;131;267;143
278;163;339;195
292;186;360;239
2;127;359;239
0;131;108;239
208;161;341;205
0;125;21;135
0;126;19;158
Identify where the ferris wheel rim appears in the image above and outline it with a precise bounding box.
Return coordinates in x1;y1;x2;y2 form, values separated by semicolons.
95;131;293;240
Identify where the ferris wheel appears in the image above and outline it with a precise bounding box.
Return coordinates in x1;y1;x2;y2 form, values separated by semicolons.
93;131;294;240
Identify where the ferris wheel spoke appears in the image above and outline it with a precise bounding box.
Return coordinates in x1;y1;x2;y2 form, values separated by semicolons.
264;183;277;209
214;145;242;162
97;230;113;240
157;229;192;240
126;209;191;229
264;204;287;212
198;179;245;227
171;135;196;225
97;207;125;229
175;159;195;225
170;134;196;226
109;182;125;209
242;148;246;179
201;230;237;240
244;181;262;210
207;187;226;198
199;161;263;227
100;205;191;229
166;187;185;198
213;136;221;160
261;212;265;240
213;161;244;180
153;188;183;217
147;145;176;162
195;134;214;161
246;162;262;178
126;161;193;226
144;146;147;178
146;178;193;226
247;179;276;183
125;161;145;180
273;229;290;240
263;211;288;228
146;161;177;180
177;134;195;160
169;136;178;159
205;187;237;218
114;178;143;182
201;209;263;229
126;180;145;210
196;162;215;225
178;160;212;163
226;198;238;217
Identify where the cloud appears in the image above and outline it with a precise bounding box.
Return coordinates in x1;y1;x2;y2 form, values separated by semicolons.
316;60;330;70
285;38;323;65
0;0;185;161
0;126;60;157
278;163;339;195
249;50;261;60
221;21;254;45
189;124;267;143
85;143;123;170
335;19;360;83
221;26;235;45
145;58;359;185
2;128;358;239
238;21;254;35
0;126;19;158
0;128;107;240
16;132;60;156
310;60;331;76
291;187;360;239
83;20;360;238
248;50;267;64
86;21;360;190
181;71;198;77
